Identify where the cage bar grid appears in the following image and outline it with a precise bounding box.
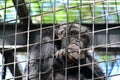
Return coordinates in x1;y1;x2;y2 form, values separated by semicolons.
0;0;120;80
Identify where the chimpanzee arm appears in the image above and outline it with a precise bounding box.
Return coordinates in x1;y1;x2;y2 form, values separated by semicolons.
80;51;104;80
23;37;57;80
22;44;40;80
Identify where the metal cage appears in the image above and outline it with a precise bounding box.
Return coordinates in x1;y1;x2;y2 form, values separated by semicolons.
0;0;120;80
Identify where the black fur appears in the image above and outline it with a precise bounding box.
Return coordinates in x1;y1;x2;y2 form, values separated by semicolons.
23;28;58;80
23;24;104;80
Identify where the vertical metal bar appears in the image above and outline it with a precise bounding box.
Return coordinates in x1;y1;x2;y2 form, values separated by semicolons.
26;1;30;80
92;0;95;80
78;0;82;80
105;0;109;79
62;0;69;79
1;0;7;80
65;0;69;80
13;0;18;79
39;1;43;80
52;0;56;80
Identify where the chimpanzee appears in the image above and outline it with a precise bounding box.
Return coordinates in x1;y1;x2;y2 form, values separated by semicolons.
54;23;104;80
23;23;104;80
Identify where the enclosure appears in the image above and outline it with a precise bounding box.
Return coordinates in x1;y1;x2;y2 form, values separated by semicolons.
0;0;120;80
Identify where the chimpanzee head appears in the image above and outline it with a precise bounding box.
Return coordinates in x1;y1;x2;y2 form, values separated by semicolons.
58;23;91;49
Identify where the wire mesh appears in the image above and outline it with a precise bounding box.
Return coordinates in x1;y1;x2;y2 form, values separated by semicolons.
0;0;120;80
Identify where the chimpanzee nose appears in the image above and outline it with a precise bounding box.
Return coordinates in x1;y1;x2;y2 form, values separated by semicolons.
70;38;79;44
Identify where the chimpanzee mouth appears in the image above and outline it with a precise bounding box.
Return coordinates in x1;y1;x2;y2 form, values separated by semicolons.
68;43;80;52
67;43;85;60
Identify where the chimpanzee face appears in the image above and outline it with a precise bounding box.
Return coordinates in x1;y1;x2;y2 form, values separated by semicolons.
58;23;90;49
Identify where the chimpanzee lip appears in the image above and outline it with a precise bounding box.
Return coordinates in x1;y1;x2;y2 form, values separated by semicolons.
68;43;80;50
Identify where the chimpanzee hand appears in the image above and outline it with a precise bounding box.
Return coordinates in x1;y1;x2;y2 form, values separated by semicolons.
54;49;66;58
54;44;85;61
